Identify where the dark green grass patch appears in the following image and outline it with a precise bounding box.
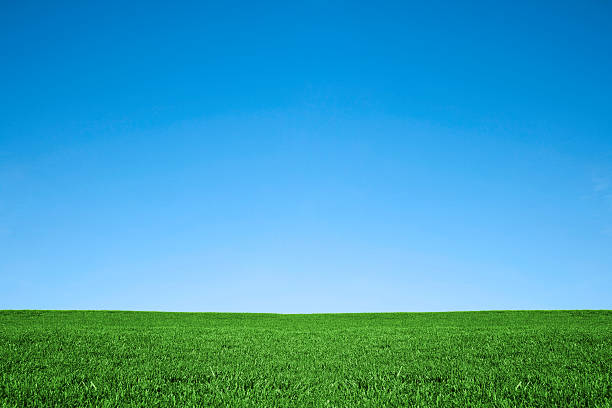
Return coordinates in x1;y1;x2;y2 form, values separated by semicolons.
0;310;610;407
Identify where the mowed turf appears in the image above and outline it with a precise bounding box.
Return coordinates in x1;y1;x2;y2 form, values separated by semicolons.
0;311;610;407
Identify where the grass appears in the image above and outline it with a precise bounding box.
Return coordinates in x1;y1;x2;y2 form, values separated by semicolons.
0;310;610;407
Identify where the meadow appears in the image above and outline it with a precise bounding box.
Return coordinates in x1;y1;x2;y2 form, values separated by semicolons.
0;310;610;407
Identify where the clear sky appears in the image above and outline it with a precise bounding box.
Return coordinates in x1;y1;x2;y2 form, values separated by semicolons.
1;1;611;312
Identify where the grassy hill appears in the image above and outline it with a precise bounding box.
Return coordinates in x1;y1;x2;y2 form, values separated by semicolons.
1;310;610;407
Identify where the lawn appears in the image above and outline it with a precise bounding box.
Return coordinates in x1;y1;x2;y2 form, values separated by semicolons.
0;310;610;407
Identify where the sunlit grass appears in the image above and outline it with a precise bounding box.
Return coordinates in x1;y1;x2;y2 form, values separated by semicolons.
1;310;610;407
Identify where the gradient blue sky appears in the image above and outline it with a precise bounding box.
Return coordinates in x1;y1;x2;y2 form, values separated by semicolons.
1;1;611;312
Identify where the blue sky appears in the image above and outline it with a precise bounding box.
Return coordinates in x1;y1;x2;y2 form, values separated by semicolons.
1;1;611;312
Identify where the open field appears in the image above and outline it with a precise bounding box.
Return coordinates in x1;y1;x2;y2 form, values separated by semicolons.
0;310;610;407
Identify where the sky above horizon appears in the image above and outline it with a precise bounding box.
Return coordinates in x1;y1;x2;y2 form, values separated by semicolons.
1;1;611;312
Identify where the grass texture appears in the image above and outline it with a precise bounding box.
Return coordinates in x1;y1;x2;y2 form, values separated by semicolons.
0;310;610;407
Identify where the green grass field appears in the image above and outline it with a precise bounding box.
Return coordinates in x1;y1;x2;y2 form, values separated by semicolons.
0;310;610;407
